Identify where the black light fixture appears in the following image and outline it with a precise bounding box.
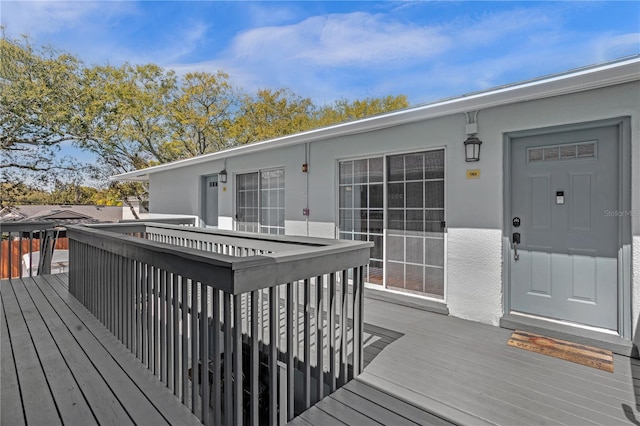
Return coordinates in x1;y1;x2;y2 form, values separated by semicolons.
219;169;228;184
463;134;482;162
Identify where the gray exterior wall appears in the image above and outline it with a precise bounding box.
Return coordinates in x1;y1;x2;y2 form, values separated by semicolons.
148;80;640;343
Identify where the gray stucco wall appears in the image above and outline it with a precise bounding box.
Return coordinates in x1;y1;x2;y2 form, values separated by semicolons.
147;80;639;339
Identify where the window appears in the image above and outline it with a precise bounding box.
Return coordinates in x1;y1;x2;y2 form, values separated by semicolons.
236;168;285;235
528;141;597;163
386;150;445;298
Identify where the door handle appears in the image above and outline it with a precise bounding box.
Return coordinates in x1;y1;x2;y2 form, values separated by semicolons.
512;233;521;262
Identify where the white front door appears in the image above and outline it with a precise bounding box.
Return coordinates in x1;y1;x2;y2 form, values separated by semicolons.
509;125;619;331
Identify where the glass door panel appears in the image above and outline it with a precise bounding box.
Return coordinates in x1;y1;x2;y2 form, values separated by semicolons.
386;150;445;298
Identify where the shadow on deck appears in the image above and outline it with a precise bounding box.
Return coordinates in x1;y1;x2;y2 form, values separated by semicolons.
291;298;640;426
4;274;640;426
1;274;200;426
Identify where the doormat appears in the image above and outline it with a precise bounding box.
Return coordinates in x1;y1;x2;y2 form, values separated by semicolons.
507;330;614;373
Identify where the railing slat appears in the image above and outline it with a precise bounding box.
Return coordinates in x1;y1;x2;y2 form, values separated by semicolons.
63;222;370;425
181;275;189;405
212;289;221;426
161;270;167;385
250;290;259;426
315;275;324;404
269;285;278;426
303;278;310;408
340;269;348;386
191;280;199;415
328;272;336;392
353;266;361;378
223;294;233;426
200;284;209;424
233;294;243;426
286;282;294;421
172;273;179;397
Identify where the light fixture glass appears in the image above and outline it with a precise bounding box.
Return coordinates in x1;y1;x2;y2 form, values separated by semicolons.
219;169;228;183
464;135;482;162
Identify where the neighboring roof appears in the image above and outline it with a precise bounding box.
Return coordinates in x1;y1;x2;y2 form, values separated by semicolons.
112;56;640;182
0;205;123;225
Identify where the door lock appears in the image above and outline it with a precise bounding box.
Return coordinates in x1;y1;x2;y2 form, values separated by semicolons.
512;232;521;262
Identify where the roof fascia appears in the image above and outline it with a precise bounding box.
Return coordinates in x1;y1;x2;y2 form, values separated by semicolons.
112;57;640;182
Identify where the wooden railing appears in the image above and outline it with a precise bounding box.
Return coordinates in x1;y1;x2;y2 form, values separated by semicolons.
0;221;67;279
67;223;371;426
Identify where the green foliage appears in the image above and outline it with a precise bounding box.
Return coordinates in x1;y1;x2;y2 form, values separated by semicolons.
48;181;97;205
168;71;237;160
79;63;178;172
316;95;409;126
1;32;410;206
0;182;50;208
0;32;86;184
231;88;315;145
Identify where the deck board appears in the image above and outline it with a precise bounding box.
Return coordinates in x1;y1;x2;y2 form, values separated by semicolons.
47;273;202;426
0;275;200;426
24;275;133;425
292;297;640;425
11;278;97;425
327;386;417;426
1;293;25;426
1;279;61;426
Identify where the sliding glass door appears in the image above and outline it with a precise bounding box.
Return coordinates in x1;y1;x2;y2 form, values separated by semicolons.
386;150;445;298
338;149;445;298
236;168;285;235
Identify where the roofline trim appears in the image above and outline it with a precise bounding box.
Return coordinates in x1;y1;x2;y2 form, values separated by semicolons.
112;56;640;182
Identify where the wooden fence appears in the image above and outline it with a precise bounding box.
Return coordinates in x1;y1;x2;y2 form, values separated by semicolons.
0;237;69;279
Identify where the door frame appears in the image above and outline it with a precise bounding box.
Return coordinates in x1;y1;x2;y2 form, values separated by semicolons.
502;117;632;338
200;173;219;228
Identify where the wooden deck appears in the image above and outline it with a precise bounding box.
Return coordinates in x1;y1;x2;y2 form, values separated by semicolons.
1;274;200;426
3;273;639;426
292;297;640;425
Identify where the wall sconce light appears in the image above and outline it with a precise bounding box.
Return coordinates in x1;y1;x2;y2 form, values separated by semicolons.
463;134;482;162
219;169;228;184
464;111;482;162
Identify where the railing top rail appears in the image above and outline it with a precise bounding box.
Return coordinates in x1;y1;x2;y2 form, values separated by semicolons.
118;217;196;226
67;225;372;295
90;221;354;253
0;221;60;233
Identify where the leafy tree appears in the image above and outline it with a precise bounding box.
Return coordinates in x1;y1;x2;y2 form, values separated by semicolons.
0;182;50;208
1;33;410;216
316;95;409;127
79;63;177;172
230;88;315;145
0;32;87;188
167;71;238;160
48;181;98;205
90;185;123;206
77;63;175;217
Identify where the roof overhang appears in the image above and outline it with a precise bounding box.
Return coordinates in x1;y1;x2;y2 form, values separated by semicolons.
112;56;640;182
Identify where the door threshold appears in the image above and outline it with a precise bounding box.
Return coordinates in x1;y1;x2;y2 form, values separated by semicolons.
500;312;635;357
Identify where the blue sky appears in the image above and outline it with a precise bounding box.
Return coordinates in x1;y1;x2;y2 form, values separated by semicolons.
2;1;639;175
3;1;639;106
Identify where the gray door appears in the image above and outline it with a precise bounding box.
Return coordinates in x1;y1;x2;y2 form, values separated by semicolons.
203;175;218;227
510;125;619;331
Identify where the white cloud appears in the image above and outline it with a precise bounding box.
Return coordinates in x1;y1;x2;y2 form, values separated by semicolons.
591;33;640;62
231;12;451;67
1;1;135;37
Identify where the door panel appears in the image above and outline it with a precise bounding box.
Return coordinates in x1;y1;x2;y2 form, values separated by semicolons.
510;125;619;330
203;175;218;227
